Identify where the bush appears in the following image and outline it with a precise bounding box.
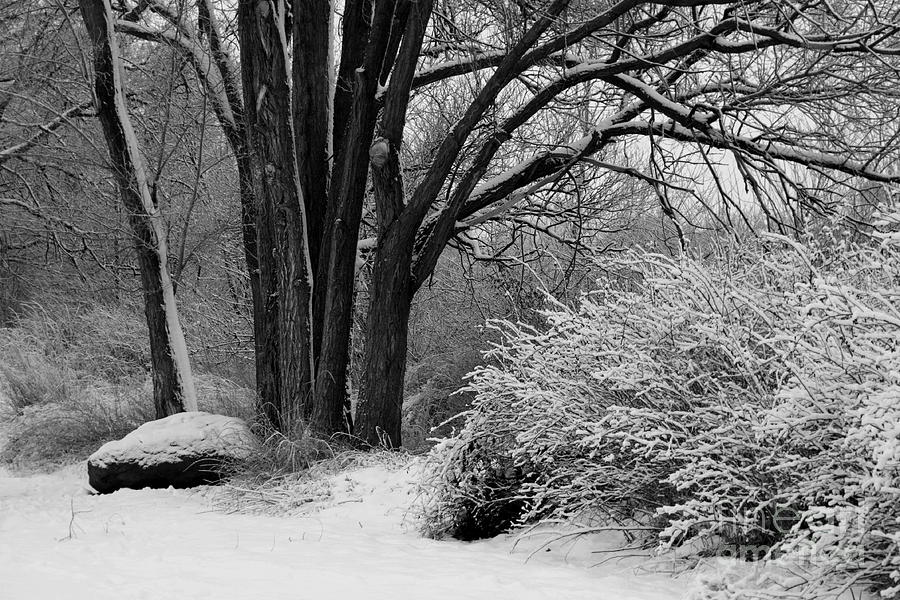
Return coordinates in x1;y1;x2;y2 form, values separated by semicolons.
419;212;900;599
3;303;151;383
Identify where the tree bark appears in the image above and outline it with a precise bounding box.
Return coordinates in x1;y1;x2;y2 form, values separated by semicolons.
354;133;419;448
292;0;337;431
355;224;414;448
238;0;316;432
353;0;432;447
355;139;416;449
292;0;332;280
78;0;197;418
234;150;268;421
311;0;406;436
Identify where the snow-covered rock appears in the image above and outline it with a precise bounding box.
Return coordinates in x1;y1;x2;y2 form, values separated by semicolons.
87;412;258;494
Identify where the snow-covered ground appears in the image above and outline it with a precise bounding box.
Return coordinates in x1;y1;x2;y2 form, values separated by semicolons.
0;453;705;600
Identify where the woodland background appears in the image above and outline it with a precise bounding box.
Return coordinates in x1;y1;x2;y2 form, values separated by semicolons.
2;2;900;598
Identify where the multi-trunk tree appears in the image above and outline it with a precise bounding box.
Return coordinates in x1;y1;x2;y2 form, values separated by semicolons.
104;0;899;446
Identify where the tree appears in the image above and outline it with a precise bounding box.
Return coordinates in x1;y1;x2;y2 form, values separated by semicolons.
110;0;900;446
78;0;197;417
113;0;268;419
0;1;100;322
353;0;900;445
235;0;317;432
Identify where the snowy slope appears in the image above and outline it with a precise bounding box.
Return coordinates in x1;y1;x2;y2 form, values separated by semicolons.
0;458;694;600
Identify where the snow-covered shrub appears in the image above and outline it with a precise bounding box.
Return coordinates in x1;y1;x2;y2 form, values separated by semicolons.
0;384;154;468
419;248;790;542
419;212;900;599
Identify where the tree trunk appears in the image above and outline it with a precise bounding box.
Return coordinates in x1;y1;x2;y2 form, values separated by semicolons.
355;225;414;448
237;0;316;432
137;234;197;418
234;151;269;418
352;0;430;444
292;0;335;431
311;213;358;435
292;0;332;280
195;0;267;406
79;0;197;418
311;0;401;437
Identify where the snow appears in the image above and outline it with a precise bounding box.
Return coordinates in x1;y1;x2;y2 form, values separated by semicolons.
88;412;256;470
0;456;694;600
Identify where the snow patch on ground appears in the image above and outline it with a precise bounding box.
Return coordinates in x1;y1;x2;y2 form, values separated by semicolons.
0;455;700;600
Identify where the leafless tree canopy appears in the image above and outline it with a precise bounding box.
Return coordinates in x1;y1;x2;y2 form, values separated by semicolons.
1;0;898;445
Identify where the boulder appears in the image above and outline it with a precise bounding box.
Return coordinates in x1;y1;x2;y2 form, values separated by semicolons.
87;412;258;494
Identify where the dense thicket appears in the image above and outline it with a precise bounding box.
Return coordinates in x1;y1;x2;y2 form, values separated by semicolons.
419;211;900;598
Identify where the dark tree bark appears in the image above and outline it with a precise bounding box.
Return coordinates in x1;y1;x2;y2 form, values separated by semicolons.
311;0;410;436
354;0;568;447
292;0;331;280
78;0;197;418
234;150;269;424
237;0;316;431
356;140;417;446
354;0;432;446
354;226;414;447
292;0;339;432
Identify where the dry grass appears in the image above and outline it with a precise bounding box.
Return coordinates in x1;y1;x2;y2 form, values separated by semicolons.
0;348;76;414
0;385;153;470
0;303;256;471
215;438;411;515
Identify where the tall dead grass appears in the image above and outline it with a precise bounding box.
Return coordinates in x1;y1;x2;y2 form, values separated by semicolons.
0;302;255;470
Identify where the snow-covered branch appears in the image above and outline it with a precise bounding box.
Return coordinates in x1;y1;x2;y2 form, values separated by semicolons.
606;119;900;184
114;20;239;135
0;197;91;236
0;101;93;167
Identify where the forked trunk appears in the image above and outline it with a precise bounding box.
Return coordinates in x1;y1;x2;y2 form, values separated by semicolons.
79;0;197;418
